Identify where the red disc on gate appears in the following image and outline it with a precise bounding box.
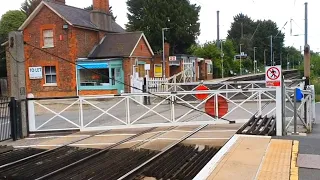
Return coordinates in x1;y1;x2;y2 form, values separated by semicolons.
205;96;228;118
195;85;209;100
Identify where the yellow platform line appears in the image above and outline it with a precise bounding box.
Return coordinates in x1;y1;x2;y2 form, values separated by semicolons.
290;140;299;180
256;139;293;180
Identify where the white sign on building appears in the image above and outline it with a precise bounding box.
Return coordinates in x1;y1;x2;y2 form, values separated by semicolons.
29;67;43;79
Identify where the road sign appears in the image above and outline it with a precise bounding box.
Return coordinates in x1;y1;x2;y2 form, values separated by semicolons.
169;56;177;61
195;85;209;100
265;66;282;87
205;96;228;118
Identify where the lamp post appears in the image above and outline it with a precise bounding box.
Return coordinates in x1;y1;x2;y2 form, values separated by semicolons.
162;28;170;78
273;51;276;66
240;44;243;75
253;47;257;74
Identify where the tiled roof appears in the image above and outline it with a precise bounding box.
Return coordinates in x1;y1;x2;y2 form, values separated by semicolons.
88;32;143;58
45;1;125;33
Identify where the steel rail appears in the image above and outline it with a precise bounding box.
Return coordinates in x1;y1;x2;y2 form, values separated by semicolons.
117;124;208;180
35;127;158;180
0;129;112;169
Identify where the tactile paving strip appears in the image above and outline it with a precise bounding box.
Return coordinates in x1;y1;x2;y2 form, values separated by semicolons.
256;139;293;180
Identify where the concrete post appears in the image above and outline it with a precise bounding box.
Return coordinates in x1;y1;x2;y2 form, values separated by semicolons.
27;93;35;132
276;68;283;136
8;31;27;137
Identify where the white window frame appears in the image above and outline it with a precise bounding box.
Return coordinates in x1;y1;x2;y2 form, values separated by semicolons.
44;66;57;86
43;29;54;48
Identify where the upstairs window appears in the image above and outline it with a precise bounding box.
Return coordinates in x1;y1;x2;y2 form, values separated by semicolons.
43;29;54;48
44;66;57;85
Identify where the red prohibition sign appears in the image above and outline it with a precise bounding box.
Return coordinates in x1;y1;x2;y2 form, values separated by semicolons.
267;67;280;80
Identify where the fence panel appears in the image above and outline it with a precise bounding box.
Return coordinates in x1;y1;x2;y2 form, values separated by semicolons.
0;97;11;141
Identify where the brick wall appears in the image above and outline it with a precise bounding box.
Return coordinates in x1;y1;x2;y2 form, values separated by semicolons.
75;28;99;58
123;37;153;93
23;6;100;98
132;38;153;57
79;89;117;96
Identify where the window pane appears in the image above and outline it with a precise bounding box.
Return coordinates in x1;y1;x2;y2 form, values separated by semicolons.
44;37;54;47
46;75;57;84
51;66;56;74
46;75;52;83
51;75;56;83
45;66;50;73
79;68;109;86
43;30;53;37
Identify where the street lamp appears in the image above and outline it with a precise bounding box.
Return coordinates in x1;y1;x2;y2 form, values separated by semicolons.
240;44;243;75
253;47;257;74
162;27;170;78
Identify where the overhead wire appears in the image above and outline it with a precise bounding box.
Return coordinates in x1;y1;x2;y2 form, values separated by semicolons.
6;47;36;63
23;42;235;123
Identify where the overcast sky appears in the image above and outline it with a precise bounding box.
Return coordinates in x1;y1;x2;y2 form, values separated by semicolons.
1;0;319;52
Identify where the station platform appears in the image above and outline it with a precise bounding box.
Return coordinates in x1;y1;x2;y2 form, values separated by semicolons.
194;134;298;180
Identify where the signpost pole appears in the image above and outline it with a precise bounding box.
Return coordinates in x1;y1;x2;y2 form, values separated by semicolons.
265;65;283;136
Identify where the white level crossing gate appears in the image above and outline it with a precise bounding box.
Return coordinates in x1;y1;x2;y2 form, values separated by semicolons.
28;88;284;132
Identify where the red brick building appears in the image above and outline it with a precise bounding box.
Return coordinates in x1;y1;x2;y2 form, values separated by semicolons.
9;0;164;97
3;0;212;98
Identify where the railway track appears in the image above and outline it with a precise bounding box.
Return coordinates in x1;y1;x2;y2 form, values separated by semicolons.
0;123;220;180
0;71;302;179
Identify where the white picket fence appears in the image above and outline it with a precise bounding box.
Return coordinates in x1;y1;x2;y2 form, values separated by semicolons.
146;67;194;92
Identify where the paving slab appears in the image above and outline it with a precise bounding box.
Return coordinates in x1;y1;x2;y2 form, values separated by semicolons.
206;136;270;180
297;154;320;169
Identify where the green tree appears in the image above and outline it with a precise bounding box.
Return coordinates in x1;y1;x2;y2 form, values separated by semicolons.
228;14;285;67
126;0;201;54
0;10;26;77
21;0;41;17
84;5;117;21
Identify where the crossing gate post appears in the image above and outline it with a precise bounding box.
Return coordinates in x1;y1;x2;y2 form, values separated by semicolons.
9;97;23;141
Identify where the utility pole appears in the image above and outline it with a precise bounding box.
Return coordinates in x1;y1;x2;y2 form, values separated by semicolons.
287;53;289;70
240;44;243;75
162;28;169;78
254;47;257;74
217;11;220;48
8;31;27;138
304;2;310;86
270;35;273;66
241;22;243;39
221;40;224;78
264;49;267;67
273;51;276;66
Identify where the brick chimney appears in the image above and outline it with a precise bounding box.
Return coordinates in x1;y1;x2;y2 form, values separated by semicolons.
93;0;109;13
90;0;112;31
